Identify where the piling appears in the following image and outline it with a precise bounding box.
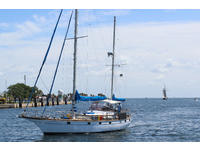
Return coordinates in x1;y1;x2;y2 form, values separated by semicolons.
52;97;54;106
56;96;59;105
46;97;49;106
64;96;67;105
19;98;22;108
34;98;37;107
41;98;44;107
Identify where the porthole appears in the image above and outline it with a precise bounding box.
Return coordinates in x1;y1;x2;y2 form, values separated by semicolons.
99;122;102;125
109;122;111;124
88;122;91;125
67;122;70;125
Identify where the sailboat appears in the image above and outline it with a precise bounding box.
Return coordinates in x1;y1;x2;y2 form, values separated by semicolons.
162;85;167;100
20;9;131;134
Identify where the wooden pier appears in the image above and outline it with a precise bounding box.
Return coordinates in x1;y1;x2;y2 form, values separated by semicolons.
0;100;72;109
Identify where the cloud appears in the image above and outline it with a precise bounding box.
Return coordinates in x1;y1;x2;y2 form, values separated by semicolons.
79;10;98;24
2;11;200;97
16;21;41;34
151;59;180;73
0;22;43;47
0;23;9;28
33;15;46;23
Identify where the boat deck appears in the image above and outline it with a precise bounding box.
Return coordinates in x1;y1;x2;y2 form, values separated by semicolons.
19;113;130;122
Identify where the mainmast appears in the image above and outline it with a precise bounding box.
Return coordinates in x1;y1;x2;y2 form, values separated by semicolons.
111;16;116;99
72;9;78;118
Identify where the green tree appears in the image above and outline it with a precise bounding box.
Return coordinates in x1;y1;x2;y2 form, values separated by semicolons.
7;83;43;100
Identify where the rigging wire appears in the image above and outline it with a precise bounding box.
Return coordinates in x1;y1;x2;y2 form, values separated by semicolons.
42;10;73;115
84;10;90;95
40;77;49;93
25;9;63;110
86;10;91;107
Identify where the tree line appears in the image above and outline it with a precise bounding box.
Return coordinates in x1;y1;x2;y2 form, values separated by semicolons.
2;83;43;102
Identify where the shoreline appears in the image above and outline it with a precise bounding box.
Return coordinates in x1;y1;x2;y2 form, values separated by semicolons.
0;101;71;109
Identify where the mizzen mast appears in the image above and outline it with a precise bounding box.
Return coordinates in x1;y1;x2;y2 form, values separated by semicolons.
111;16;116;99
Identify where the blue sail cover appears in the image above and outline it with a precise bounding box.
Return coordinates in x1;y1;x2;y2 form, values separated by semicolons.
75;90;107;101
112;94;126;101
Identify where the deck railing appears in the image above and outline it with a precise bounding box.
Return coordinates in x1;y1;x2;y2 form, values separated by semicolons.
20;109;130;121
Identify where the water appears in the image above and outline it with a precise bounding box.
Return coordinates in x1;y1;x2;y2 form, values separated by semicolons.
1;98;200;142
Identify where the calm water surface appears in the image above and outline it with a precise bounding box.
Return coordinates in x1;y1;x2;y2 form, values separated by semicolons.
1;98;200;142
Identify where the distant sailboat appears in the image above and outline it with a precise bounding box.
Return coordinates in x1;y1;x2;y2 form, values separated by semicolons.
162;86;168;100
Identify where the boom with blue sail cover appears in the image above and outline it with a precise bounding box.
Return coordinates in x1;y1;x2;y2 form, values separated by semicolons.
75;90;107;101
112;94;125;101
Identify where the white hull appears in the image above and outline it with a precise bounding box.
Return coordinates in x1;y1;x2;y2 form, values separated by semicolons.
28;118;131;134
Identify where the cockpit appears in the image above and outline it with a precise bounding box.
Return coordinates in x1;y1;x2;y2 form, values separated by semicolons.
89;100;121;112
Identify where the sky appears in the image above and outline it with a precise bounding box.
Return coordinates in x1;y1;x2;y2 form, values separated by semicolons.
1;9;200;98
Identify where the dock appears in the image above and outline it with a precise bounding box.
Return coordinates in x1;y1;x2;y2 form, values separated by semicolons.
0;100;71;109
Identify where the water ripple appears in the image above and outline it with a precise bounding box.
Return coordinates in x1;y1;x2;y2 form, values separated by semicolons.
0;98;200;141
